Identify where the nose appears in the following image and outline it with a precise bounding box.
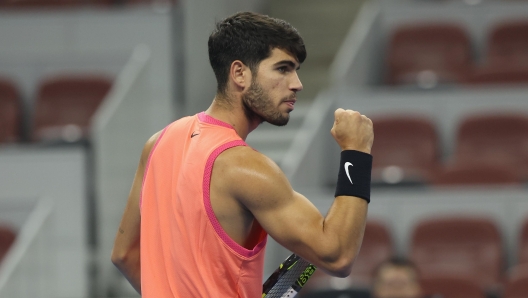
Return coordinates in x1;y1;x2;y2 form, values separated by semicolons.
290;71;303;92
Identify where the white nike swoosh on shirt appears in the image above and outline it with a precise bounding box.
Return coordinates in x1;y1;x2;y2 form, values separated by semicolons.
344;162;353;184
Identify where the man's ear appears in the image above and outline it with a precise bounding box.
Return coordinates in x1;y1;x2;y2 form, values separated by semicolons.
229;60;251;90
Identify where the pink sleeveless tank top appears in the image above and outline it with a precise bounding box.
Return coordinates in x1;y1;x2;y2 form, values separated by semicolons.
140;112;268;297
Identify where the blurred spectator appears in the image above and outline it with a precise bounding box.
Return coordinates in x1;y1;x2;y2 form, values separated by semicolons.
372;257;423;298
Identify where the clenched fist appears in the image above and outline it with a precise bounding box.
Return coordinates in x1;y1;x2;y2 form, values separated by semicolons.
331;108;374;154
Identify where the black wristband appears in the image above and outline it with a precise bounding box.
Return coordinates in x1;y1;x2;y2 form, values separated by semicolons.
334;150;373;203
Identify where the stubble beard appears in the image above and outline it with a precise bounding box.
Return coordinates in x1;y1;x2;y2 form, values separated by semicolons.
242;79;291;127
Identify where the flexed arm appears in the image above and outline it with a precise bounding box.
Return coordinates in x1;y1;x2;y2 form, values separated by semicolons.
217;109;374;277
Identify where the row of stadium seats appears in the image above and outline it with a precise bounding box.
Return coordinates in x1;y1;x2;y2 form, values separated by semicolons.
0;75;112;144
387;20;528;87
301;217;528;298
2;74;527;187
371;113;528;185
0;0;174;8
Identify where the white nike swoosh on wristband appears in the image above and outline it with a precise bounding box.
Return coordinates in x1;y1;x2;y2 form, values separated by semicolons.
344;162;354;184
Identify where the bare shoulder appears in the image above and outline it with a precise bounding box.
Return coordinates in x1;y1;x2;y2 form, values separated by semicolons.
214;145;293;208
140;130;163;166
215;145;284;182
146;130;163;148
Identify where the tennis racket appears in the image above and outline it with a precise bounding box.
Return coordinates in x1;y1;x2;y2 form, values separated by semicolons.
262;253;316;297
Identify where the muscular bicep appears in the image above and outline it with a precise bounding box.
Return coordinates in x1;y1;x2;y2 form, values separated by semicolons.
223;148;332;264
251;188;326;255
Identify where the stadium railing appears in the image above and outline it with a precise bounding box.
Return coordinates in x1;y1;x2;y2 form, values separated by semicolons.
0;197;54;298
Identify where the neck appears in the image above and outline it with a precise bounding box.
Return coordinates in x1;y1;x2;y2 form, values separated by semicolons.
205;94;261;140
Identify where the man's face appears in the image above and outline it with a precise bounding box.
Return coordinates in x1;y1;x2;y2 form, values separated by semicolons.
242;48;303;126
373;266;422;298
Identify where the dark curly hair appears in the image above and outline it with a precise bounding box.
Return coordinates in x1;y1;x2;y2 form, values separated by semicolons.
373;256;420;280
208;12;307;95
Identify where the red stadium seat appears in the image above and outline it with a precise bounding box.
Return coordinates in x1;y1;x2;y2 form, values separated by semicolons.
32;74;112;143
453;113;528;180
87;0;176;6
371;115;440;185
503;264;528;298
126;0;175;4
0;0;174;8
432;163;521;186
0;225;16;264
519;218;528;264
349;220;394;286
465;64;528;86
387;23;472;86
0;0;82;8
467;20;528;87
302;221;394;292
410;216;503;291
488;20;528;67
421;275;486;298
0;77;22;144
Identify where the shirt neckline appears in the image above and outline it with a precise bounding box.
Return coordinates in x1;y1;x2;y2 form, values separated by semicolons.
198;112;234;129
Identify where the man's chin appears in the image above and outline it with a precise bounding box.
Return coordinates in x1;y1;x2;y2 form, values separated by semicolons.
266;115;289;126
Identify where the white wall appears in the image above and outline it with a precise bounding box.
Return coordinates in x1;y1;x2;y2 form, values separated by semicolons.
0;197;54;298
330;0;382;87
0;147;87;298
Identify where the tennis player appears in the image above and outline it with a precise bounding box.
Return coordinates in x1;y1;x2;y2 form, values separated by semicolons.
111;11;373;297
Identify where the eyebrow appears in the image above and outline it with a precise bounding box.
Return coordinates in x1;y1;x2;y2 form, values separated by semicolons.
273;60;301;70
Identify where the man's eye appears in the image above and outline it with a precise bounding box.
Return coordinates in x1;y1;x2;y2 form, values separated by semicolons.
278;67;287;73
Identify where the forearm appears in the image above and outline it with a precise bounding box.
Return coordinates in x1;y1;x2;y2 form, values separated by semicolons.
280;164;370;276
321;196;368;272
313;150;371;275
